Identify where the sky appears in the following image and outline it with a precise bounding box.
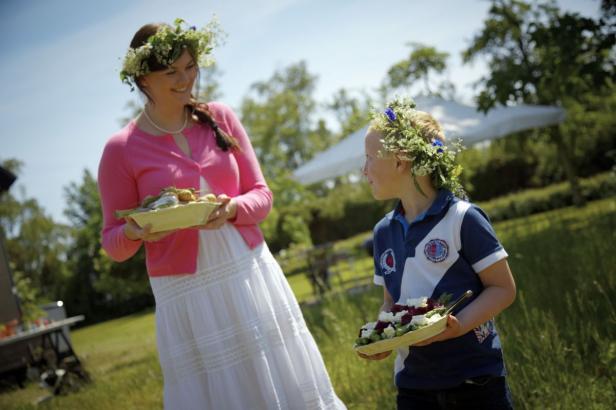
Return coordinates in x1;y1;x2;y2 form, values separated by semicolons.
0;0;600;224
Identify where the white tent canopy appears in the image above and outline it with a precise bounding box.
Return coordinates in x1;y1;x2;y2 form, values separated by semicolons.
293;96;565;185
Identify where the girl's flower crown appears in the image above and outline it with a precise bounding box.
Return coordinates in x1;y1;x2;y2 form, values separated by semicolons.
120;18;223;90
370;96;466;198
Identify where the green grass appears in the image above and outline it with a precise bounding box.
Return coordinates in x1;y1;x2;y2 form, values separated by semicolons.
0;312;163;409
1;198;614;409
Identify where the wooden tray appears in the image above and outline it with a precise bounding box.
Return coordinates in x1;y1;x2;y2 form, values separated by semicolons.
354;315;447;355
128;201;220;233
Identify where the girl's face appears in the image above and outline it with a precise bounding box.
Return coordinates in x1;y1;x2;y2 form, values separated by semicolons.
363;130;404;200
140;49;198;107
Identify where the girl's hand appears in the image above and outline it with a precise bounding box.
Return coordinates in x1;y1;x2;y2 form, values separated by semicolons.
202;194;237;229
413;314;462;347
123;218;175;242
357;350;392;360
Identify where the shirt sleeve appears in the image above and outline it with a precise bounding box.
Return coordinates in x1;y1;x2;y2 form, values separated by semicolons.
97;136;143;261
213;103;273;226
459;205;508;273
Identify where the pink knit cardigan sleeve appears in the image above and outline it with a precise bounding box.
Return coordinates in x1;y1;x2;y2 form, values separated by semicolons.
97;133;142;262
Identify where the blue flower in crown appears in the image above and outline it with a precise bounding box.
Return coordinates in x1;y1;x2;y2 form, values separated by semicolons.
384;107;397;122
432;139;444;153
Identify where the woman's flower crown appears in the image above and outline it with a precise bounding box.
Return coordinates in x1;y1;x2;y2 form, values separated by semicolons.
370;96;466;198
120;18;223;90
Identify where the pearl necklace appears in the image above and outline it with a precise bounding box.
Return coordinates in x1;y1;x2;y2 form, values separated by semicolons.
142;107;188;134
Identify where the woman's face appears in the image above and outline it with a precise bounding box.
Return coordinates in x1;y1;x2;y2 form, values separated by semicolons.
140;49;198;106
362;130;403;200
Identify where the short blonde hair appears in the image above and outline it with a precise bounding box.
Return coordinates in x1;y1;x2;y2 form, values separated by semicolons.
409;110;446;144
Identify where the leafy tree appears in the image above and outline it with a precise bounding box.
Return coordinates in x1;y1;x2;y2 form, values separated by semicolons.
63;170;151;322
240;61;334;174
386;43;455;98
462;0;616;205
62;170;105;320
602;0;616;22
239;62;336;248
0;159;70;302
194;63;223;102
327;88;372;140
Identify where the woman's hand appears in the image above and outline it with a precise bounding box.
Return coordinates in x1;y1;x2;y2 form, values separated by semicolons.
357;350;392;360
412;314;462;347
202;194;237;229
123;218;175;242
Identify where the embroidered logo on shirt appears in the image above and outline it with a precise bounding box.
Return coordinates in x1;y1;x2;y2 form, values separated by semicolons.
424;239;449;263
473;321;494;344
379;249;396;276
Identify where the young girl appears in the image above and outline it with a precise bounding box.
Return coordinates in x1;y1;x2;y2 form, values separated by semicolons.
359;97;516;409
98;18;345;410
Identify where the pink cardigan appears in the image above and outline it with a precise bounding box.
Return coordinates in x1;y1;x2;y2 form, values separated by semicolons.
97;102;273;276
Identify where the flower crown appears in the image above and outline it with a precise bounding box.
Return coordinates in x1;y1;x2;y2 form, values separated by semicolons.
120;18;223;90
370;96;465;198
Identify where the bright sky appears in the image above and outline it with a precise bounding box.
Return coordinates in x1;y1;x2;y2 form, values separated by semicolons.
0;0;599;224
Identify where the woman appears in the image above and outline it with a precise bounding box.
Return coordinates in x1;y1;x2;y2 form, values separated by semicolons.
98;18;345;410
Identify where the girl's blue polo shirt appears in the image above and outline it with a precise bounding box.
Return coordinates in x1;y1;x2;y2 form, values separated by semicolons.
371;190;509;389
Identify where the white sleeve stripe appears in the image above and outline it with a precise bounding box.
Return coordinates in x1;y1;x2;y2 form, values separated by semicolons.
373;275;385;286
472;248;509;273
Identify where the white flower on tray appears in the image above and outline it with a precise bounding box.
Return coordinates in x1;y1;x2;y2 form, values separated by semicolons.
383;326;396;339
360;322;377;338
406;297;428;308
354;295;451;348
410;314;428;326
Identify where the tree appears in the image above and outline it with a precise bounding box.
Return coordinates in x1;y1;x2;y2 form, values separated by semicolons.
239;61;336;248
240;61;334;174
63;170;151;322
602;0;616;22
62;170;105;320
0;159;70;302
462;0;616;205
327;88;372;140
194;63;223;102
386;43;455;98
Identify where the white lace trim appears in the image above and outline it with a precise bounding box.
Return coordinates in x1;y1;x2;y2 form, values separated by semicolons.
152;248;272;306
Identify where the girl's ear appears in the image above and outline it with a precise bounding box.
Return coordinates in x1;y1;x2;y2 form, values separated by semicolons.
395;155;410;173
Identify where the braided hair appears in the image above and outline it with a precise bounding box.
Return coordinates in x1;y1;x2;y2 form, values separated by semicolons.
188;101;239;151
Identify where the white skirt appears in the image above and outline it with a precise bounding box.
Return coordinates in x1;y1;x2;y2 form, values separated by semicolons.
149;222;345;410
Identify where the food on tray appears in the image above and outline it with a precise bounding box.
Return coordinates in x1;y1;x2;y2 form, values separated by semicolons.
354;296;449;348
115;187;218;219
114;186;221;232
354;291;474;355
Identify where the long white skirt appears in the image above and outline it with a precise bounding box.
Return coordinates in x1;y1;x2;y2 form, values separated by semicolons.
149;223;345;410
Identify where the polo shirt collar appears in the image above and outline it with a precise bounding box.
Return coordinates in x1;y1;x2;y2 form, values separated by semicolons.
386;189;454;222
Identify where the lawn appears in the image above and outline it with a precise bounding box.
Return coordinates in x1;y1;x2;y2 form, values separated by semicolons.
0;197;614;409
